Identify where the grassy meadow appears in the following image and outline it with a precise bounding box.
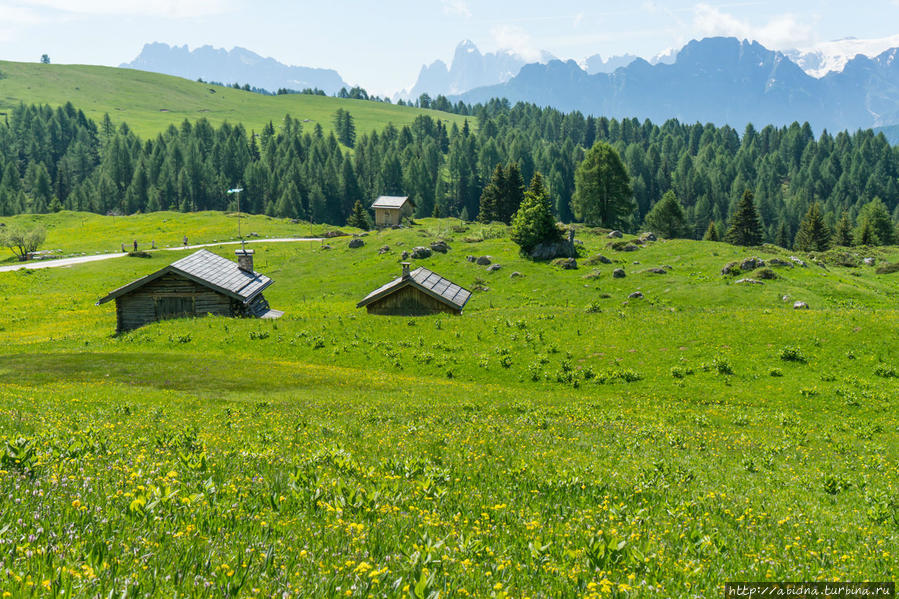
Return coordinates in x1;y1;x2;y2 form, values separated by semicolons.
1;214;898;597
0;61;469;139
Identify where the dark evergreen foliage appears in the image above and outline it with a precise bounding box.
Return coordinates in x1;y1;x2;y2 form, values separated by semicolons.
510;173;561;254
725;190;763;246
703;220;719;242
643;190;688;238
832;212;853;247
793;202;831;251
572;142;633;228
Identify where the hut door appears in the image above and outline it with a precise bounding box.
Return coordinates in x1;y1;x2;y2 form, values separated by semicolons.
154;296;195;320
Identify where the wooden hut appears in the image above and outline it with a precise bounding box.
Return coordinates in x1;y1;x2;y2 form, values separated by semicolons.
357;263;471;316
97;249;282;332
371;196;414;227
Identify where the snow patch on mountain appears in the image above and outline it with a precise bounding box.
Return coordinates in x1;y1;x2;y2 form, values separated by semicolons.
787;34;899;78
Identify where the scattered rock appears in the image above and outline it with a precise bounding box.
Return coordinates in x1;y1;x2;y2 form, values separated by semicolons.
348;238;365;249
721;262;741;276
741;257;765;270
619;244;640;252
661;265;673;271
768;258;793;268
794;301;809;310
864;257;876;266
411;246;432;259
640;232;657;242
378;245;390;255
401;250;409;260
530;239;576;260
510;271;524;279
782;295;791;302
646;267;667;275
487;264;502;272
430;240;450;253
553;257;578;270
583;270;601;280
473;285;490;292
466;255;476;262
476;256;492;266
612;268;626;278
396;241;404;246
320;244;332;251
789;256;808;267
322;230;347;238
628;291;644;299
735;278;764;285
754;268;777;280
608;230;623;238
587;254;613;265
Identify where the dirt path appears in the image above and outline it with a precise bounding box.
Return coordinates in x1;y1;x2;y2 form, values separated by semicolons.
0;237;326;273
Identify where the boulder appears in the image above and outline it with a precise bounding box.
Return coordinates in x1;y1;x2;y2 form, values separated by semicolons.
640;232;657;242
721;262;741;276
401;250;410;260
487;264;502;272
476;255;492;266
620;244;640;252
553;257;578;270
594;254;613;264
864;257;876;266
782;295;790;302
646;267;667;275
466;255;476;262
530;240;575;260
430;240;450;253
735;278;764;285
768;258;793;268
510;271;524;279
741;257;765;270
348;238;365;249
608;230;623;238
320;244;332;251
754;268;777;280
378;245;390;255
628;291;644;299
794;301;809;310
411;246;432;259
789;256;808;267
612;268;626;278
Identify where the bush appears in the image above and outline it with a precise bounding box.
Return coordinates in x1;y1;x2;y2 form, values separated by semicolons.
875;263;899;275
874;364;897;378
779;346;807;363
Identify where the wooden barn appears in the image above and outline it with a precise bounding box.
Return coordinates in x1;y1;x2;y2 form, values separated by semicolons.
371;195;414;227
357;263;471;316
97;249;282;332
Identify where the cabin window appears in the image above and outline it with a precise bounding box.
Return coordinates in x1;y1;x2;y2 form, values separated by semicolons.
154;296;195;320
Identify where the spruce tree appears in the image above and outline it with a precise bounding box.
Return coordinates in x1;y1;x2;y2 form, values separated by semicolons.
832;213;853;247
855;198;894;245
510;173;560;255
725;190;763;247
774;222;792;249
703;220;719;242
855;218;880;246
346;200;370;230
499;163;525;223
643;190;688;238
478;164;504;223
793;202;831;251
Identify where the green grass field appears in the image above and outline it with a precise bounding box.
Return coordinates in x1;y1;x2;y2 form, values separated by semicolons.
0;61;469;139
1;214;898;597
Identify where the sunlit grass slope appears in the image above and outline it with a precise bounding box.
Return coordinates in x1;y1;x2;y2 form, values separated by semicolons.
1;218;898;596
0;61;469;138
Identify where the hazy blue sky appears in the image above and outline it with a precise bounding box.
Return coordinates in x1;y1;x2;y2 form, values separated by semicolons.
2;1;899;95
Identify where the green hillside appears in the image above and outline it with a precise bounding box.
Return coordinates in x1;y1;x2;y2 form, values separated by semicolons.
1;213;898;596
0;61;468;138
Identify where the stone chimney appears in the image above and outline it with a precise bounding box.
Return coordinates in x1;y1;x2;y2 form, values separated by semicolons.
236;249;255;273
401;262;411;279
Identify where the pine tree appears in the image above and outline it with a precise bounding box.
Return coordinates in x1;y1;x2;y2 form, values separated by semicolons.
703;220;719;242
725;190;763;247
499;163;525;223
478;164;505;223
793;202;831;251
832;212;853;247
346;200;370;230
774;222;792;249
643;190;688;238
510;173;561;255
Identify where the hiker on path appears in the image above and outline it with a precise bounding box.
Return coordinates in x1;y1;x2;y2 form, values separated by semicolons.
183;236;188;247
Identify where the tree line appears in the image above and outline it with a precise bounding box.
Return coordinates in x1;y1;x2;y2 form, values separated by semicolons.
0;100;898;250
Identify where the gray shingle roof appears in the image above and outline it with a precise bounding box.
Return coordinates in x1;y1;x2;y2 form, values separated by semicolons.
357;267;471;311
97;249;272;305
371;195;410;209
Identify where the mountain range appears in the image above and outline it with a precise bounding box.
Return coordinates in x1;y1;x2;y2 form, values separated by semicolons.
455;37;899;134
121;43;349;94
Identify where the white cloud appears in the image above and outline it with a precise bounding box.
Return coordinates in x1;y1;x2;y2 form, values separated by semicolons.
573;12;584;28
11;0;230;18
440;0;470;18
490;24;541;62
692;3;815;49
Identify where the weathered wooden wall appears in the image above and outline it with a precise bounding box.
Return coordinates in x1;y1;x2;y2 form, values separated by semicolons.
115;273;237;332
366;284;459;316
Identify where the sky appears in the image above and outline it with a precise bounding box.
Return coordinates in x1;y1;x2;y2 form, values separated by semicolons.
1;0;899;96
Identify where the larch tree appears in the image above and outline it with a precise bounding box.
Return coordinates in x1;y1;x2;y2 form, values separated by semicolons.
572;141;634;229
643;190;688;238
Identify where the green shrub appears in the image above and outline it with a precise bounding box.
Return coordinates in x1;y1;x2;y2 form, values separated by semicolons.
779;346;807;363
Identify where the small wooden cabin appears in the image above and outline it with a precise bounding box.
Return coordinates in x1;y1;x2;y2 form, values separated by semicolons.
371;196;414;227
97;249;282;332
357;263;471;316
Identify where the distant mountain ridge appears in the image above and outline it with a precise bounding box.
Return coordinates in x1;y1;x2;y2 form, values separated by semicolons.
121;43;349;94
455;37;899;134
401;40;554;100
